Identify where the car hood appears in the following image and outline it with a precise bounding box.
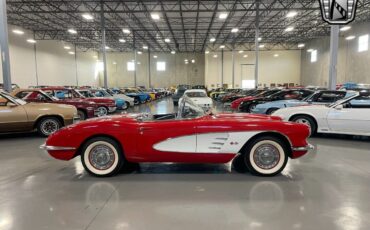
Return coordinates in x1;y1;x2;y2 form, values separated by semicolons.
274;104;328;115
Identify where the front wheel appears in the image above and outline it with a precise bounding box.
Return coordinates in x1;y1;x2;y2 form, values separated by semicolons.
96;106;108;116
37;117;62;137
243;136;288;176
77;109;87;120
121;102;128;110
81;137;125;177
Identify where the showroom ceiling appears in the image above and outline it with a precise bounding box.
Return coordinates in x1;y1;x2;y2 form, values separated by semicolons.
6;0;370;52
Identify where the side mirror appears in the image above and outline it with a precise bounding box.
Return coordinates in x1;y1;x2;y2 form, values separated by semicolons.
335;104;343;110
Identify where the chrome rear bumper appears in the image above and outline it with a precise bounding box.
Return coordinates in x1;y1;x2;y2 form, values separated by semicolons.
292;144;314;151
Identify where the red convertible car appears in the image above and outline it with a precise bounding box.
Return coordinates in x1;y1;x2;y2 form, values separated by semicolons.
41;96;312;177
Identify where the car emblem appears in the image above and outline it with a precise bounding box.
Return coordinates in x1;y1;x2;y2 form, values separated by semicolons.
319;0;358;24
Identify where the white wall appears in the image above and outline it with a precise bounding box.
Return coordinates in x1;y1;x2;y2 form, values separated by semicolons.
101;52;205;88
0;27;99;88
301;21;370;86
205;50;301;89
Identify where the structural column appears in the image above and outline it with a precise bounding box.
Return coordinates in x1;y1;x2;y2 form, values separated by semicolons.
221;49;224;87
328;25;339;90
254;0;260;89
231;48;235;88
100;1;108;88
0;0;12;92
148;49;151;88
133;32;137;87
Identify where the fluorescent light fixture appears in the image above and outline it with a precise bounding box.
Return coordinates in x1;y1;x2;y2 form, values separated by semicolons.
153;55;158;59
231;28;239;33
68;29;77;34
191;59;195;63
64;46;71;50
184;59;188;62
122;28;130;34
243;54;248;58
171;50;176;54
119;39;126;43
340;26;351;32
151;13;160;20
210;37;216;42
137;62;141;65
346;35;356;40
298;43;305;48
143;45;148;49
238;50;244;53
259;44;265;48
26;39;36;43
137;51;142;54
82;13;94;20
258;37;262;41
68;51;75;55
105;46;110;49
285;26;294;32
286;11;298;18
307;49;314;52
219;45;225;49
113;62;117;65
311;50;317;62
164;38;171;43
205;50;209;54
213;54;218;58
12;29;24;35
274;54;279;57
93;55;98;58
219;12;228;19
358;34;369;52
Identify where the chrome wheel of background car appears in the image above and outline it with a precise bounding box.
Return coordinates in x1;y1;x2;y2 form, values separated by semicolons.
244;137;288;176
77;110;86;120
291;115;316;136
81;138;124;176
39;118;60;136
96;107;108;116
121;102;128;110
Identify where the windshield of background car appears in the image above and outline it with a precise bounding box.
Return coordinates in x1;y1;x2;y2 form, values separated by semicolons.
178;96;205;119
186;91;207;97
78;90;94;98
1;92;27;105
261;89;280;97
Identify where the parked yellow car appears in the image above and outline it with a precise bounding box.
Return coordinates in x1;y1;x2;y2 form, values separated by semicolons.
0;91;78;136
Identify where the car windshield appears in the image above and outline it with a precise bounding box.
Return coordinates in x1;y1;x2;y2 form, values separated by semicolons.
78;90;95;98
177;95;206;119
186;91;207;97
1;91;27;105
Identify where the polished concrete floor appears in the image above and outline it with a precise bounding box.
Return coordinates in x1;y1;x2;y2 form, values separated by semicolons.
1;97;370;230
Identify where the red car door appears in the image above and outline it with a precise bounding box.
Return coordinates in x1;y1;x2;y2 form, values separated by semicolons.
136;118;198;162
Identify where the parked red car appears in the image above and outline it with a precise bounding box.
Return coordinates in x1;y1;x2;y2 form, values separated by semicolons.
42;96;312;177
42;87;117;116
230;89;281;110
13;89;98;120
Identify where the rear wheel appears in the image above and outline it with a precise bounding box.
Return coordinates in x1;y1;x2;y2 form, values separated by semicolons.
37;117;62;137
121;102;128;110
243;136;288;176
77;109;87;120
291;115;317;136
81;137;124;177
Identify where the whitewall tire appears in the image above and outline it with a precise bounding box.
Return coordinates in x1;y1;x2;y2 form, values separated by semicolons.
81;137;124;177
244;136;288;176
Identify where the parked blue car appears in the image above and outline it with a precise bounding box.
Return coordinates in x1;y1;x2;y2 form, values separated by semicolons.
122;88;151;104
90;89;128;110
251;90;354;115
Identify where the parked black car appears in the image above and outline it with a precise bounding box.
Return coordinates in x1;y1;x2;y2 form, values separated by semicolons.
172;85;191;106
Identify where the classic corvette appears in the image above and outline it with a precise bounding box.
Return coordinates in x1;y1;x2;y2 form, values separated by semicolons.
0;91;78;136
273;92;370;136
251;90;351;115
42;96;312;177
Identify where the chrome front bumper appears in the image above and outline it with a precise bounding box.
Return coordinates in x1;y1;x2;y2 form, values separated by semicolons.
292;144;314;151
40;144;76;151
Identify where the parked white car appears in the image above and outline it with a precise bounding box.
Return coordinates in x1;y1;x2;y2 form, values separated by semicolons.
106;89;135;107
273;92;370;136
179;89;213;110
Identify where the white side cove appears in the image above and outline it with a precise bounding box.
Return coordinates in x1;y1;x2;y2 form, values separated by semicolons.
153;132;261;154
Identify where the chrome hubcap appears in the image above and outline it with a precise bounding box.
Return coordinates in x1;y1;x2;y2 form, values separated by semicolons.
295;118;312;132
89;145;115;170
97;107;107;116
41;120;59;135
253;144;280;169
